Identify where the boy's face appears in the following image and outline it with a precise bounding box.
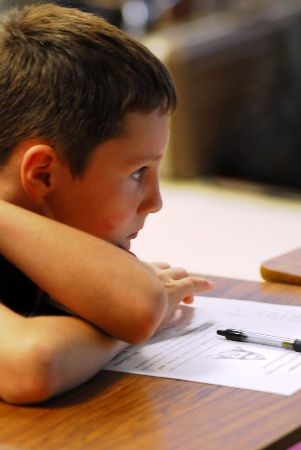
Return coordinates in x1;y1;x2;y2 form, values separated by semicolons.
46;109;170;250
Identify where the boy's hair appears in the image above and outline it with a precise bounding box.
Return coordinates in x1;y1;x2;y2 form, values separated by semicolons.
0;3;176;175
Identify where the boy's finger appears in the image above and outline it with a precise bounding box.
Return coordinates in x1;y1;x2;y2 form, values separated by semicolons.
170;277;214;297
182;295;194;304
156;267;191;283
154;262;171;269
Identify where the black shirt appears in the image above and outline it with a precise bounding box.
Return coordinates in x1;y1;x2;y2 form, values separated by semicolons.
0;255;68;316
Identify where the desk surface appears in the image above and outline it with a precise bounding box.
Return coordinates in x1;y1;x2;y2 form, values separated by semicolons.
261;247;301;286
2;276;301;450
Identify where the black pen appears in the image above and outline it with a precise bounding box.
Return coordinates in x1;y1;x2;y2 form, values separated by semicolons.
217;329;301;352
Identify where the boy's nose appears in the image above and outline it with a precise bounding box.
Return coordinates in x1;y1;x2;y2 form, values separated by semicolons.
138;187;162;215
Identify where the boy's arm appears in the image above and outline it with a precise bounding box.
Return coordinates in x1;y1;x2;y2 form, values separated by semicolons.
0;200;213;344
0;200;167;344
0;302;129;404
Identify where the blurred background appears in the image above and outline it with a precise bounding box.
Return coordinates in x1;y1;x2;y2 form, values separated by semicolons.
3;0;301;281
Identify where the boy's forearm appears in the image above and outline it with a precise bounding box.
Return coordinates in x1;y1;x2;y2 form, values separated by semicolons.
37;315;130;403
0;200;167;344
0;304;129;404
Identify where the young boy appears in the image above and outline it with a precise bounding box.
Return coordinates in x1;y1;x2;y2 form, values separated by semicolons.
0;3;213;404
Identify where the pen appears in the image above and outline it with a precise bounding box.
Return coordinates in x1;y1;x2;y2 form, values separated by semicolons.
217;329;301;352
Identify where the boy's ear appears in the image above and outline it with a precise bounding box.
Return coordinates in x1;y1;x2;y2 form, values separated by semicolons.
20;144;59;199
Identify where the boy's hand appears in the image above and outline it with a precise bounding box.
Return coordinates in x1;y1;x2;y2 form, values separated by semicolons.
145;262;214;318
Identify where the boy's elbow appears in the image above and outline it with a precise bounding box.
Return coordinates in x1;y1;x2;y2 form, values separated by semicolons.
1;341;56;405
126;284;167;345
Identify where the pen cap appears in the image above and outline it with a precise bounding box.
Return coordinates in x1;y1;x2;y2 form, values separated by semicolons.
293;339;301;352
217;329;246;342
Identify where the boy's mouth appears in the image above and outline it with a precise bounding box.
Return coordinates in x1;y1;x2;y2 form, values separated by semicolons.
127;232;138;240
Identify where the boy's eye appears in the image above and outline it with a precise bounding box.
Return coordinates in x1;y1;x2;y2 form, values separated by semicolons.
132;166;148;181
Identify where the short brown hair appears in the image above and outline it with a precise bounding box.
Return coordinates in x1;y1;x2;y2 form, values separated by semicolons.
0;3;176;174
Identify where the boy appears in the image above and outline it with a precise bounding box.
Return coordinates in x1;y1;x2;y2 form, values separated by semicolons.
0;3;213;404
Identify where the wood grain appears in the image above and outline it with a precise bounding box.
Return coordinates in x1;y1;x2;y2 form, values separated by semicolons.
1;276;301;450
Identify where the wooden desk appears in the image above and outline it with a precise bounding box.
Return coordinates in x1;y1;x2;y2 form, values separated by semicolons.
2;276;301;450
261;248;301;286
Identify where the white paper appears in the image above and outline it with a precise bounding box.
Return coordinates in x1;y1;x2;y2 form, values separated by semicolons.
104;297;301;395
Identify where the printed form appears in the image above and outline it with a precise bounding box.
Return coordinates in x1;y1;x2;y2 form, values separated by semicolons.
104;297;301;395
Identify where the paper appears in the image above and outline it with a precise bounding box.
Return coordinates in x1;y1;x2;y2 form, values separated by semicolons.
104;297;301;395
